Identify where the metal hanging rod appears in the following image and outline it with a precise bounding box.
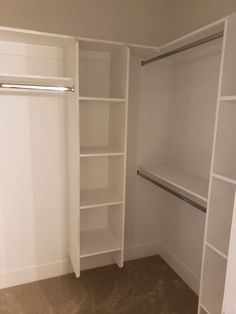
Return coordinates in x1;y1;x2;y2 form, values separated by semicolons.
137;169;206;213
141;31;224;66
0;83;74;92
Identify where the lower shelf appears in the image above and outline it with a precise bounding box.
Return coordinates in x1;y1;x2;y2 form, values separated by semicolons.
80;228;122;258
80;188;123;209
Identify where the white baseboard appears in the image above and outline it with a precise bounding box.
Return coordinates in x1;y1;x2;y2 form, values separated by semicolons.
0;259;73;290
0;242;200;294
124;242;161;261
159;243;200;295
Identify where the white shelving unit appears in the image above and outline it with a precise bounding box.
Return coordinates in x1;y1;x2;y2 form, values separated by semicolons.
198;14;236;314
78;38;129;272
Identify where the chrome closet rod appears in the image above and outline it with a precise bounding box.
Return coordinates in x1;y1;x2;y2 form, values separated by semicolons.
137;169;207;213
0;83;74;92
141;31;224;66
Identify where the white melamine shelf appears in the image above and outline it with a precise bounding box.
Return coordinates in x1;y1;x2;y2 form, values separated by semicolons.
79;96;126;102
206;241;228;260
80;146;125;157
220;95;236;101
213;172;236;185
80;188;123;209
80;228;122;258
199;304;210;314
138;165;208;206
0;73;74;86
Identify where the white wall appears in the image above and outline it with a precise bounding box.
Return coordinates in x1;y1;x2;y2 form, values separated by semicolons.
0;96;70;288
0;0;171;46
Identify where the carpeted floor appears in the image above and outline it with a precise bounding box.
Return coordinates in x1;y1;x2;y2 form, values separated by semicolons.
0;255;198;314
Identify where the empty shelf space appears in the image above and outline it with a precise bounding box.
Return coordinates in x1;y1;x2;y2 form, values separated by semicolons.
201;246;227;314
207;176;235;256
80;146;125;157
80;228;122;258
80;188;123;209
138;165;208;211
79;96;126;102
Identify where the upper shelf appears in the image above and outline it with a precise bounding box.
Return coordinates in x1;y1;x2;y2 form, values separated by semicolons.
137;165;208;211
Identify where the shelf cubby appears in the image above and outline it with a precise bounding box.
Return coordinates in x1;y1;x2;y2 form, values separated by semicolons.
79;40;128;99
207;177;236;256
201;246;227;314
0;31;76;79
80;155;124;209
80;204;123;258
214;101;236;181
80;99;126;156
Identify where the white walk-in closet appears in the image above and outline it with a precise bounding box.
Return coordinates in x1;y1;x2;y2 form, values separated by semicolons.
1;10;236;314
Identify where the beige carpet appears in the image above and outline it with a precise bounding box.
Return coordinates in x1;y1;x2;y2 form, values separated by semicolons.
0;255;198;314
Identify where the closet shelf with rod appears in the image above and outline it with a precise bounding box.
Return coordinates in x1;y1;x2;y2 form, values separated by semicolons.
0;74;74;93
137;165;208;213
141;31;224;66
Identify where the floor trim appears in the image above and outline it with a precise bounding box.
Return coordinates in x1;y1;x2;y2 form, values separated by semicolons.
158;243;200;295
0;259;72;289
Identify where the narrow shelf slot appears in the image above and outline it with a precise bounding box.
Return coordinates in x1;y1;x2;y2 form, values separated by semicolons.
80;100;126;153
207;176;235;256
214;101;236;179
201;246;227;314
137;165;208;212
80;228;122;258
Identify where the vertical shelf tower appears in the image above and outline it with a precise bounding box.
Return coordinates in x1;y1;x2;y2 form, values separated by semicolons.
198;13;236;314
75;39;130;275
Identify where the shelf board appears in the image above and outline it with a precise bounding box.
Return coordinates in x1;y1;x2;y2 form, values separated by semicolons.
206;241;228;260
220;95;236;101
80;228;122;258
200;304;210;314
80;146;125;157
0;73;74;85
79;96;126;102
213;172;236;185
80;188;123;209
138;165;208;209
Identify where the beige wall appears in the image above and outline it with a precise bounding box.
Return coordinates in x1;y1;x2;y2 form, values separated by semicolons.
169;0;236;42
0;0;171;45
0;1;236;45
